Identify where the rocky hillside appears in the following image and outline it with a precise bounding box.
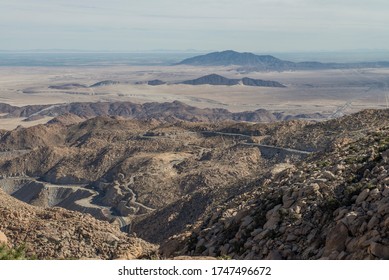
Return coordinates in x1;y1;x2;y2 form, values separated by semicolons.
0;189;156;260
2;108;389;259
160;111;389;260
0;117;276;222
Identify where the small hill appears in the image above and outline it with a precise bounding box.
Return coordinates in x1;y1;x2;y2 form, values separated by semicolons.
241;77;286;87
90;80;120;87
147;79;166;86
48;83;88;90
179;74;285;88
180;74;239;86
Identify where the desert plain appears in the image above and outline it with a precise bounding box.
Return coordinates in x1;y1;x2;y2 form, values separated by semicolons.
1;64;389;129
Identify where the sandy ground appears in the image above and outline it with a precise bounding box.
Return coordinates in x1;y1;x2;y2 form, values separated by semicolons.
0;65;389;129
0;116;53;130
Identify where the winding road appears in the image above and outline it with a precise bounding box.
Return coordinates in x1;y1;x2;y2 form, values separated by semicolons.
201;131;313;155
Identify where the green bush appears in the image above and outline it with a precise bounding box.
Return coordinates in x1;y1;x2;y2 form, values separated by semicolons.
0;244;29;260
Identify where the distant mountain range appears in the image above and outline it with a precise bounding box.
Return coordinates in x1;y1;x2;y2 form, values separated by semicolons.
179;74;286;87
0;101;322;124
49;80;120;90
176;50;389;71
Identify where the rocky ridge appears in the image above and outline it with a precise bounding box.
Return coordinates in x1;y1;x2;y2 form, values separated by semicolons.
0;101;323;123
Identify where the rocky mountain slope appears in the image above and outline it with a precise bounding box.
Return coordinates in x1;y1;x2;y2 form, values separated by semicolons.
1;107;389;259
0;189;156;259
159;110;389;260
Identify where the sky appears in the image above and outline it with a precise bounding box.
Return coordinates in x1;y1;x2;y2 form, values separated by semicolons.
1;0;389;52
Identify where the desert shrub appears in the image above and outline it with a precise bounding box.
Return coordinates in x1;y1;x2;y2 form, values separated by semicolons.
0;244;29;260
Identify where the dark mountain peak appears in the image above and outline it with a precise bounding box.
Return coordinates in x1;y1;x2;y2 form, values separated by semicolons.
176;50;290;68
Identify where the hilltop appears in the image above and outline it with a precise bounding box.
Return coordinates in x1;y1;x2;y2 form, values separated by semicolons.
176;50;389;71
176;50;294;70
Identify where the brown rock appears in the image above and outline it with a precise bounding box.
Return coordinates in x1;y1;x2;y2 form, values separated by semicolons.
159;239;182;257
0;231;8;245
356;189;370;204
367;216;379;230
322;171;336;180
382;186;389;197
369;242;389;259
381;149;389;162
323;223;349;257
266;250;283;260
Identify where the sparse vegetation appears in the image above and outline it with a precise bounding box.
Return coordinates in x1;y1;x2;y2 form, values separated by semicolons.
0;244;29;260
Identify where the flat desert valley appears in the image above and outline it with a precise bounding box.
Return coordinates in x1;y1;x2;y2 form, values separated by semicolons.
1;64;389;129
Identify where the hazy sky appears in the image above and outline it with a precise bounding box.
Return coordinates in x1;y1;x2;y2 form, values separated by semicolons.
1;0;388;52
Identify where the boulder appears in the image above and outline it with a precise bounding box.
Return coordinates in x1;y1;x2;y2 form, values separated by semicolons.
0;231;7;245
323;223;349;257
356;189;370;204
369;242;389;259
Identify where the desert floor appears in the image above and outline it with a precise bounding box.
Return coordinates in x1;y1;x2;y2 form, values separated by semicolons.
1;65;388;129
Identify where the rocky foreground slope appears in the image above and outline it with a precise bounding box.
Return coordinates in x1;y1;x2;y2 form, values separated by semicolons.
161;111;389;260
0;189;156;259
